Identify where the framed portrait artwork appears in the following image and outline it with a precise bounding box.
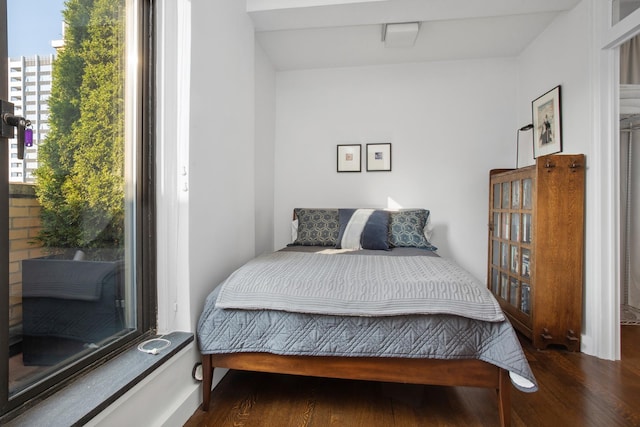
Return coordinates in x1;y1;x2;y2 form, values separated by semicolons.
366;143;392;172
337;144;361;172
532;86;562;158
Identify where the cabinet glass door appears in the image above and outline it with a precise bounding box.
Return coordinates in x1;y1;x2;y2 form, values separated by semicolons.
521;248;531;278
510;245;519;274
493;183;501;209
501;182;510;208
501;242;508;269
501;274;509;300
493;212;500;237
492;240;500;266
522;214;532;243
509;278;519;306
523;178;532;209
502;213;510;240
491;268;499;294
511;213;519;241
520;284;531;315
511;180;520;208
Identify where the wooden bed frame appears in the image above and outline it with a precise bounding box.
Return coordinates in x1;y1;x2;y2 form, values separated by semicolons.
201;210;511;426
201;353;511;427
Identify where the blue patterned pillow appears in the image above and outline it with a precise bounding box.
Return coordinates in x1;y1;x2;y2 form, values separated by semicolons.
389;209;437;250
336;209;390;250
291;208;339;246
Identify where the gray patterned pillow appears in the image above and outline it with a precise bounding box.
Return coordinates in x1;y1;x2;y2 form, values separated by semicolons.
389;209;437;250
291;208;340;246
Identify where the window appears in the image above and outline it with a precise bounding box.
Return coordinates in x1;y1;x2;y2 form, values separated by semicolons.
1;0;155;418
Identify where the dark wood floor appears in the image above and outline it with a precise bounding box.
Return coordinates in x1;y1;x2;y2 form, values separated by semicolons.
186;326;640;427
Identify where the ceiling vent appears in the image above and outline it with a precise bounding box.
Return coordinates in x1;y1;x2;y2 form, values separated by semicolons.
381;22;420;48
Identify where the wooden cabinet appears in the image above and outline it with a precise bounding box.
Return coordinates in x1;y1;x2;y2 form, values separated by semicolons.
487;154;585;351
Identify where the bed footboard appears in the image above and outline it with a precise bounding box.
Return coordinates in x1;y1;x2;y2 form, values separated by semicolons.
200;353;510;427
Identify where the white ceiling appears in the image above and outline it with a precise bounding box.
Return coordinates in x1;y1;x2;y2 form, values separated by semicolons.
248;0;582;70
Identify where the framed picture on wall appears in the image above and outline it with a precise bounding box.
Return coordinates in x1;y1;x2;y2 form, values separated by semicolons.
532;85;562;158
337;144;361;172
366;143;392;172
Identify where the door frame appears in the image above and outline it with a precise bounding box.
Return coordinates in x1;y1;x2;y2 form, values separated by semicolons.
1;0;10;410
589;0;640;360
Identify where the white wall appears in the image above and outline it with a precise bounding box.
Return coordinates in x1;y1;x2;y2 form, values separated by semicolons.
516;1;591;168
255;43;277;255
94;0;258;424
273;59;518;280
515;0;599;354
188;0;257;327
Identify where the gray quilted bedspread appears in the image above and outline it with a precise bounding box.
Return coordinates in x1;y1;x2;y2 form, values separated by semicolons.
215;251;504;322
198;286;537;392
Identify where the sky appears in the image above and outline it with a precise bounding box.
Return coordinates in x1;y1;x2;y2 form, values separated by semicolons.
7;0;66;57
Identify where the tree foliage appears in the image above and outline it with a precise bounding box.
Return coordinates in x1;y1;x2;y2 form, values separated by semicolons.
35;0;125;251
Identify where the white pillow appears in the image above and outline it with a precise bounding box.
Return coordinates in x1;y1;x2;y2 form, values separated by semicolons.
424;214;433;241
291;219;298;243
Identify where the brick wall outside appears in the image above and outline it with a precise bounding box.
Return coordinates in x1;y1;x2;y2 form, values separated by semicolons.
9;183;45;328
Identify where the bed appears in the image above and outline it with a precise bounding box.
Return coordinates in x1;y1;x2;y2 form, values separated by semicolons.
197;208;537;427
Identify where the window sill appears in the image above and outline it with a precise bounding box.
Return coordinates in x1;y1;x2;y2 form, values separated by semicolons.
5;331;193;426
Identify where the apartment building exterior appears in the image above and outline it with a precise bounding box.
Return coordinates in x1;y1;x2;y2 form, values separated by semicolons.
7;55;54;183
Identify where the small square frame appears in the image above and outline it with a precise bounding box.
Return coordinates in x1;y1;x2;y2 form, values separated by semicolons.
366;143;392;172
337;144;361;172
532;85;562;158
